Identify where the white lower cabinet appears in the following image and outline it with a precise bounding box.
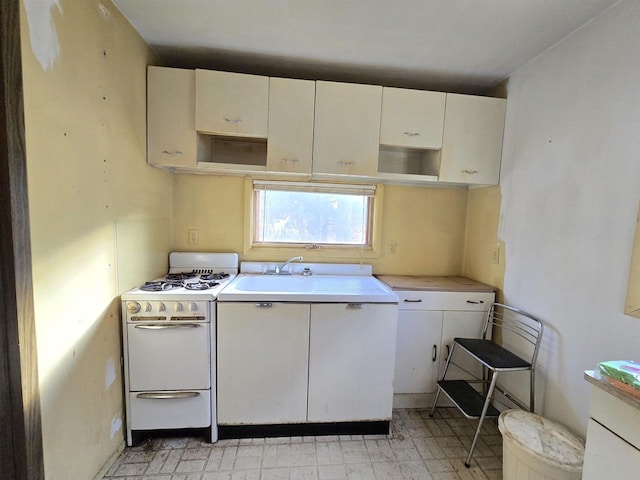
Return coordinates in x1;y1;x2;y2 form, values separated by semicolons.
308;303;398;422
217;301;398;425
392;291;494;405
217;302;310;425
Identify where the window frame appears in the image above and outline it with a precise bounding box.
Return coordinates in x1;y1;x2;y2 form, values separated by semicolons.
244;178;384;259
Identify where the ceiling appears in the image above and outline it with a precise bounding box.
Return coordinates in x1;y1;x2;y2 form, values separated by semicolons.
112;0;618;95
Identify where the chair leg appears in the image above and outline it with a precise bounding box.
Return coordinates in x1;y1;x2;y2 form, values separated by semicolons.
530;367;535;412
429;343;457;417
464;372;499;468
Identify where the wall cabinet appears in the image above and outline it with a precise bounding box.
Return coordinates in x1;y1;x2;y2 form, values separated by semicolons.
147;66;197;168
266;77;315;176
217;302;310;425
313;81;382;178
391;289;495;406
195;70;269;138
379;87;446;150
217;301;398;425
439;93;506;185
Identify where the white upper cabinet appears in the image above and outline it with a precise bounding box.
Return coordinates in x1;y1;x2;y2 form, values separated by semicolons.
439;93;506;185
267;77;315;176
195;70;269;138
380;87;446;149
312;81;382;177
147;66;197;168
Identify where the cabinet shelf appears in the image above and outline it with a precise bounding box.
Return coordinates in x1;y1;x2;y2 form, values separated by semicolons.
436;380;500;419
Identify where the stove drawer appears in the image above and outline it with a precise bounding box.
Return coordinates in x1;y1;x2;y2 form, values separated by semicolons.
126;322;210;391
129;390;211;430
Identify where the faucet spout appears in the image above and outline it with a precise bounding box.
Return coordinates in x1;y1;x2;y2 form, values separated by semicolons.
276;256;303;275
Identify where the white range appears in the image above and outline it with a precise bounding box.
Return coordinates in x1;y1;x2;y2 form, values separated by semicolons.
120;252;238;446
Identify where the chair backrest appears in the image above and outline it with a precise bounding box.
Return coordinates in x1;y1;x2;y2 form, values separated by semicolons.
482;303;544;366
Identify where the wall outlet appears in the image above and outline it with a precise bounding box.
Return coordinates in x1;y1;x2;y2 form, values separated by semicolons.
188;229;199;245
388;240;397;255
491;247;500;264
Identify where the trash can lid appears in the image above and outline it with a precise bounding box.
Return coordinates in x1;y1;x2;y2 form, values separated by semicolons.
498;410;584;470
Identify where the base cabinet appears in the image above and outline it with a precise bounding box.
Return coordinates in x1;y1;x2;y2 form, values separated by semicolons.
392;291;494;405
217;301;398;425
583;382;640;480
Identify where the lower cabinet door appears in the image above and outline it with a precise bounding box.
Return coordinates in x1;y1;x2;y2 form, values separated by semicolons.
308;303;398;422
394;310;443;394
583;419;640;480
129;390;211;430
217;302;310;425
440;311;487;381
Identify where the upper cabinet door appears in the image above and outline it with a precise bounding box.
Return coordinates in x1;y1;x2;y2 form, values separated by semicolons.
380;87;446;149
147;66;197;168
195;70;269;138
267;77;315;176
439;94;506;185
313;81;382;177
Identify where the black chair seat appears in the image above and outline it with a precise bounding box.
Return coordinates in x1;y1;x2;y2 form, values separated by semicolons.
454;338;531;370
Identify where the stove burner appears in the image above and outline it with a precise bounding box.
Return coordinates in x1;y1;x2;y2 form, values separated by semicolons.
184;281;219;291
166;272;197;281
140;280;184;292
200;272;230;281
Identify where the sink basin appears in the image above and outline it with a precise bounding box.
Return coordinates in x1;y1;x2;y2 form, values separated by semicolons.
218;274;398;303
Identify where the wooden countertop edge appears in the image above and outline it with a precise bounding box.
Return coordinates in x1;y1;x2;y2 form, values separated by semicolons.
375;275;496;293
584;370;640;411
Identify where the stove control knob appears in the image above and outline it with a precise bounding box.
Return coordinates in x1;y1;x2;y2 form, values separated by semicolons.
175;302;183;312
189;302;198;312
126;301;141;314
159;302;166;312
145;302;153;312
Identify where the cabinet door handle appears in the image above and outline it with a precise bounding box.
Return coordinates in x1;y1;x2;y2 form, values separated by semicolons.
136;391;200;400
403;299;422;303
161;150;183;156
223;117;242;124
432;344;437;362
337;161;354;166
462;169;479;174
256;303;273;308
347;303;364;309
134;323;201;329
281;158;299;164
466;300;484;304
403;131;420;137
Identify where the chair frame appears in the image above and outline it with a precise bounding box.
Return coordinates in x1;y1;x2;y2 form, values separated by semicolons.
429;303;544;467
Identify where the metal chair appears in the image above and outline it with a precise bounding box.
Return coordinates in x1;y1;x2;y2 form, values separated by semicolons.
429;303;543;467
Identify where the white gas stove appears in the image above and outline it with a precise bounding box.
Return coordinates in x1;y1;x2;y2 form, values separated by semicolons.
120;252;238;446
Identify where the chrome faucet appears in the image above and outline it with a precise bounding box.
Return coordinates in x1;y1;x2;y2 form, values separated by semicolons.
275;256;303;275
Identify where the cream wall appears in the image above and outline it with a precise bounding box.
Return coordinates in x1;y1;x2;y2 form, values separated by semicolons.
172;174;469;275
497;0;640;436
20;1;172;478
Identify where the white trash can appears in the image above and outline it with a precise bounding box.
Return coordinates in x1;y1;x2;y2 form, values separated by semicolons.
498;410;584;480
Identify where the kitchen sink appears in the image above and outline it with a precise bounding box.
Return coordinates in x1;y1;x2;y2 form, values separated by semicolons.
217;273;398;303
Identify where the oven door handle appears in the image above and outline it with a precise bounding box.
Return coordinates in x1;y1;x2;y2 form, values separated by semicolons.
136;391;200;400
134;323;202;330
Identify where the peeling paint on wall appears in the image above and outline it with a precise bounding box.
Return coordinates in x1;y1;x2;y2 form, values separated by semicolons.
23;0;62;70
110;416;122;439
98;2;111;19
105;358;116;389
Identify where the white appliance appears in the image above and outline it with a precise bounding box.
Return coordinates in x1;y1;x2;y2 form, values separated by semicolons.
120;252;238;446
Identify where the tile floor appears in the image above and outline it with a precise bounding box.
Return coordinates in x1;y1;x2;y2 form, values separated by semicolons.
103;408;503;480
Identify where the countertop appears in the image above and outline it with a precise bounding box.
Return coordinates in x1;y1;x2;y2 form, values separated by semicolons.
375;275;495;293
584;370;640;412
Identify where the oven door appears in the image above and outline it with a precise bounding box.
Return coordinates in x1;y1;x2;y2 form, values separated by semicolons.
127;321;210;391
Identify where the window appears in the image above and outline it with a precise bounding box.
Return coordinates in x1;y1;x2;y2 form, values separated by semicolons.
252;181;375;247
